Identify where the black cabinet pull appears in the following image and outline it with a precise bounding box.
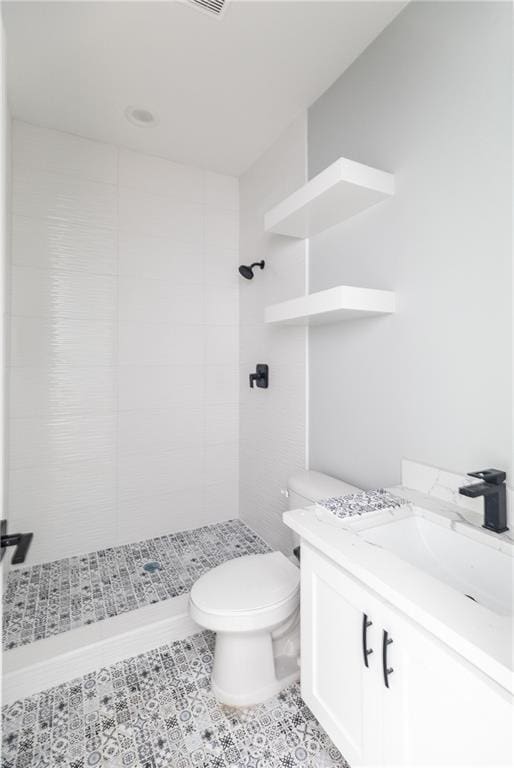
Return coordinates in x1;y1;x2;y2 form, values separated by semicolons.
382;630;394;688
362;613;373;667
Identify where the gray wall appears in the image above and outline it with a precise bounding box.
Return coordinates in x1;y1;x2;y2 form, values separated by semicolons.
308;1;512;489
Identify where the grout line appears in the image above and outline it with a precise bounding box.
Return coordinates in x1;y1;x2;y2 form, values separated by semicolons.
303;112;310;472
114;143;120;545
305;237;310;472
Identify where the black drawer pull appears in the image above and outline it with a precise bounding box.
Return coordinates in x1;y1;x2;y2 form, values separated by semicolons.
362;613;373;667
382;630;394;688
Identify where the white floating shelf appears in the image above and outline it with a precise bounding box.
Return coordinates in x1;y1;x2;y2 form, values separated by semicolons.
265;285;396;326
264;157;394;239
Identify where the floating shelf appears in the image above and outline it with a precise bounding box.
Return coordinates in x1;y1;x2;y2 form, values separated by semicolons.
265;285;396;326
264;157;394;239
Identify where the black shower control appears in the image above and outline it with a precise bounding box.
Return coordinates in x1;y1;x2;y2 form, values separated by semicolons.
1;519;33;564
249;364;269;389
239;261;265;280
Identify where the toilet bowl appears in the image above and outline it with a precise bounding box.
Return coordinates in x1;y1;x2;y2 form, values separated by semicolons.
189;551;300;707
190;471;362;707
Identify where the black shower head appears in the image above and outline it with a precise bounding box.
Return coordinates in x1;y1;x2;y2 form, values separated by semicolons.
238;261;265;280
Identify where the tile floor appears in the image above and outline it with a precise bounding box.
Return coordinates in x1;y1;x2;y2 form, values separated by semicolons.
3;520;270;650
1;631;348;768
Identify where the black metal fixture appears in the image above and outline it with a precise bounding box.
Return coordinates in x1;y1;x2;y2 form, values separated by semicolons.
362;613;373;668
1;519;33;564
458;468;508;533
239;260;265;280
382;630;394;688
249;363;269;389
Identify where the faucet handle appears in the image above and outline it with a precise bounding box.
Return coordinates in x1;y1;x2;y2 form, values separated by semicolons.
467;469;506;485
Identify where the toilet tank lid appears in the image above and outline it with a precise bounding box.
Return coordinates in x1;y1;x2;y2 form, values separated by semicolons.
287;470;362;503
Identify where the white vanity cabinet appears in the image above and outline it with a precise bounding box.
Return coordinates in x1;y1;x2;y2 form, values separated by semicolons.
301;543;513;767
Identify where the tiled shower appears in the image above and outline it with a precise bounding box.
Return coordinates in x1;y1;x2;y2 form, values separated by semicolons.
3;116;251;677
8;120;240;564
3;115;309;658
2;118;337;768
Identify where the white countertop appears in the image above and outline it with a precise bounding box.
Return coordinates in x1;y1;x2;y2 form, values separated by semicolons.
284;485;513;694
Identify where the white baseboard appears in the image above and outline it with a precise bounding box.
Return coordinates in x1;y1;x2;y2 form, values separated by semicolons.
2;595;200;704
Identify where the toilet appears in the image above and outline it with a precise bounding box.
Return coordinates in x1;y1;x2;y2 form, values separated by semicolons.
189;470;361;706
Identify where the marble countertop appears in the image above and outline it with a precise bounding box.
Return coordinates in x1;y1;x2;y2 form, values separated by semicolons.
284;484;513;695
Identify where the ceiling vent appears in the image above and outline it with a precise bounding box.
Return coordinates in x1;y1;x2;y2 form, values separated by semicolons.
187;0;229;19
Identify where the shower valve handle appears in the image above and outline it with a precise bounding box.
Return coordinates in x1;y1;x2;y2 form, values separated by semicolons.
0;520;33;564
249;364;269;389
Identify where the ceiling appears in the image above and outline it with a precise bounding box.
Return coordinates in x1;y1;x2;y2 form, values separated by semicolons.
3;1;406;176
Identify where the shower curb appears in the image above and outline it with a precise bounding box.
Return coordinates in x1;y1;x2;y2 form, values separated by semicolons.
2;594;199;704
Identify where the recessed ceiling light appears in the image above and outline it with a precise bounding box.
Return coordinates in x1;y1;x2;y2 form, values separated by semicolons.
125;106;158;127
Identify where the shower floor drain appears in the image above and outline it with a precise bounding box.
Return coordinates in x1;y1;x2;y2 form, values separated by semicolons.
143;561;161;573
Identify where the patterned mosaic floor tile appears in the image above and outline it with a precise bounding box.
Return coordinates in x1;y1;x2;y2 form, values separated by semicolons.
3;520;270;650
2;632;349;768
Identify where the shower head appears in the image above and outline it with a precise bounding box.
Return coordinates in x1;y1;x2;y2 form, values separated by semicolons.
238;261;265;280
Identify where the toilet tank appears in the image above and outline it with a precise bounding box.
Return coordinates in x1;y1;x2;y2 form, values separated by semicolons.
287;470;362;510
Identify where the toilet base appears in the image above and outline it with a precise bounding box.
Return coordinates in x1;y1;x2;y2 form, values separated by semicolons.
212;653;300;708
210;625;300;707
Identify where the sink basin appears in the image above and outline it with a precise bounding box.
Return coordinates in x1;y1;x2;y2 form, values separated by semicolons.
359;514;513;616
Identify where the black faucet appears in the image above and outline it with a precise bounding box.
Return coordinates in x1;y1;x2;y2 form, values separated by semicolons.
458;469;508;533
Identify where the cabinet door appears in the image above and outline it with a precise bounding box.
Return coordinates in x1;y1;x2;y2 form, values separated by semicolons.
380;608;513;767
300;544;382;767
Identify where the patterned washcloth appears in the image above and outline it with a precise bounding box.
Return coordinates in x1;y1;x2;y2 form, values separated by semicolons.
317;489;408;519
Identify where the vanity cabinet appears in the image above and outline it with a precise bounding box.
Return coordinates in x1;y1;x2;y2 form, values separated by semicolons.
301;543;512;767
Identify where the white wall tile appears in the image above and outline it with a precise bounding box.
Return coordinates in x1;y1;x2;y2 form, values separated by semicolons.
13;167;117;230
118;365;204;411
205;365;239;405
118;408;203;455
10;316;115;368
205;441;238;486
205;285;239;326
238;115;307;554
204;172;239;211
9;458;116;518
116;488;204;544
239;323;306;368
118;277;203;325
205;326;238;365
9;367;116;418
11;265;116;321
12;215;117;274
8;123;239;562
203;479;239;524
205;210;238;251
9;413;116;469
117;322;204;366
204;248;239;287
11;503;117;564
119;148;203;202
205;404;238;445
118;447;203;501
118;231;202;283
119;186;203;247
13;120;117;184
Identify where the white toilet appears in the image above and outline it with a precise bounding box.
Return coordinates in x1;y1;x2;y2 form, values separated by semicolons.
189;470;361;706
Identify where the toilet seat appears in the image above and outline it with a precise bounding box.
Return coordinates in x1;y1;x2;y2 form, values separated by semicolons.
190;552;300;633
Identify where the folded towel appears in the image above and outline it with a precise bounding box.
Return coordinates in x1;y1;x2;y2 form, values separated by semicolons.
317;489;407;519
